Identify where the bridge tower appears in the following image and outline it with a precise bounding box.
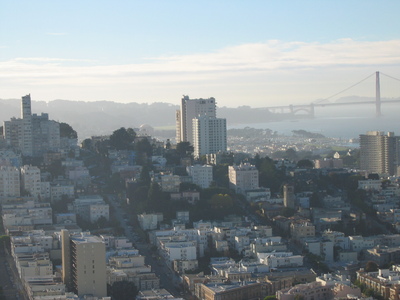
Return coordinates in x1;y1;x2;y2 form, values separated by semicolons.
309;103;315;117
376;71;381;117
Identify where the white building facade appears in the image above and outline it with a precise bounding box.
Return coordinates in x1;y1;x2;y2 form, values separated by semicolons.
229;163;259;195
186;164;213;189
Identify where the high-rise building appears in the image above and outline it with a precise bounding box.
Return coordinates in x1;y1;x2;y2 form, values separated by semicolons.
176;95;217;145
61;230;107;297
21;94;32;119
192;115;227;158
228;163;259;195
175;95;226;158
359;131;400;176
4;94;60;157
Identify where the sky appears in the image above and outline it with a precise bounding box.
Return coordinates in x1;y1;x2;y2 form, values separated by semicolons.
1;1;400;108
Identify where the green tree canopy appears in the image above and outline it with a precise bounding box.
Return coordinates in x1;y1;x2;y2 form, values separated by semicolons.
81;138;93;150
180;182;201;192
109;127;136;150
107;281;138;300
176;141;193;157
60;122;78;139
365;261;379;272
285;148;298;161
208;194;233;209
258;156;287;193
297;159;314;168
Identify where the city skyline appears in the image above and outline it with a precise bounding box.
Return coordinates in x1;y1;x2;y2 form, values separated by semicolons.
1;1;400;107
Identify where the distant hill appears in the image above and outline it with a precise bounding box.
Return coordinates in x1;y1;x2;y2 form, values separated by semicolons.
0;99;285;140
3;95;394;140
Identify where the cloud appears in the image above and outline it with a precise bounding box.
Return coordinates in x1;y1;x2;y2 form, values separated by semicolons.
14;57;95;63
3;39;400;78
1;39;399;105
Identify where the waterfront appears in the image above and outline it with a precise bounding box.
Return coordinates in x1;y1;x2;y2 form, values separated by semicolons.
230;103;399;139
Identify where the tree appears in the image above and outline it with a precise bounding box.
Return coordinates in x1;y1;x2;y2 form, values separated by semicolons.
180;182;201;192
60;122;78;139
176;142;193;157
310;192;322;208
139;165;151;186
365;261;379;272
253;153;262;170
95;216;109;229
213;164;229;188
106;173;125;193
165;139;171;149
147;182;166;212
46;159;65;178
134;138;153;165
297;159;314;168
81;138;93;151
0;235;11;253
258;156;287;193
109;127;136;150
280;207;295;217
208;194;233;209
107;281;138;300
51;195;72;213
264;296;277;300
368;173;380;180
0;286;6;300
135;138;153;156
285;148;297;161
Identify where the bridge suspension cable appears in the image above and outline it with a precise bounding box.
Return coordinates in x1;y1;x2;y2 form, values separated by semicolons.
314;72;375;103
380;72;400;83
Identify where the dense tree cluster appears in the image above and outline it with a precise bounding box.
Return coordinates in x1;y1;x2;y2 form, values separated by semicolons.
253;154;287;193
60;122;78;139
109;127;136;150
107;281;138;300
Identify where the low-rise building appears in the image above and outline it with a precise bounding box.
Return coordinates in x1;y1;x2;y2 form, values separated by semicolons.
138;213;163;230
73;195;109;223
290;220;315;240
196;281;262;300
357;268;400;299
170;191;200;205
186;164;213;189
301;237;334;262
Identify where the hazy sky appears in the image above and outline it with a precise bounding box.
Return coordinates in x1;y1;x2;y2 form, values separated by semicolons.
1;1;400;107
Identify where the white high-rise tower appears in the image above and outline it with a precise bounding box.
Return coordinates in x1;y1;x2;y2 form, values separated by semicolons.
176;95;216;145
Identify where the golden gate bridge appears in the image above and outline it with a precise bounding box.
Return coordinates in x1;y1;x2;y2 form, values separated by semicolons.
261;71;400;117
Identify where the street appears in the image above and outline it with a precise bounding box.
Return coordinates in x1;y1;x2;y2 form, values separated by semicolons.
0;246;28;300
108;195;183;298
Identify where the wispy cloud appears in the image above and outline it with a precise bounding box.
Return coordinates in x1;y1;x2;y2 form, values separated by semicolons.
1;39;399;105
14;57;95;63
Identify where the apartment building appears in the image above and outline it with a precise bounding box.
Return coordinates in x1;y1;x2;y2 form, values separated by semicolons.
360;131;400;176
0;165;20;198
61;230;107;297
21;165;41;200
186;164;213;188
229;163;259;195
